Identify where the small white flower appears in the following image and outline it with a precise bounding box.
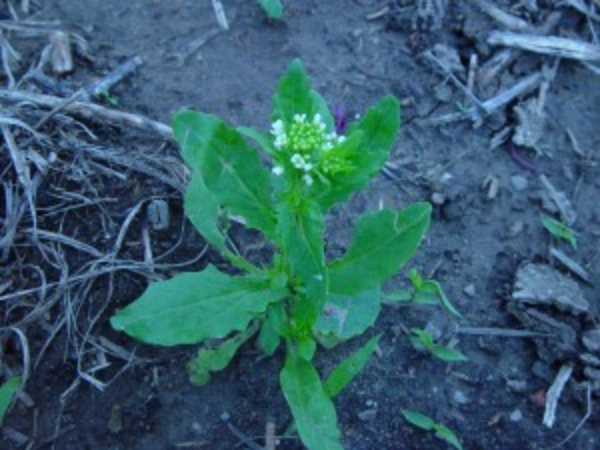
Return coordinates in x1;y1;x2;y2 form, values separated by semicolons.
291;153;305;169
270;119;285;136
293;113;307;123
313;113;322;124
274;135;287;150
302;162;313;172
302;174;313;186
337;135;346;144
323;142;333;152
272;165;284;176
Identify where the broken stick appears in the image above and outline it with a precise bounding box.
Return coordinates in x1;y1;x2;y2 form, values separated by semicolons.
488;31;600;62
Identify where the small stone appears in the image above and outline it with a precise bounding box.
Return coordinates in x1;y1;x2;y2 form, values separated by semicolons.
510;175;529;191
431;192;446;205
440;172;453;183
147;199;170;231
357;409;377;422
220;412;230;422
582;329;600;352
463;284;476;298
453;390;470;405
509;409;523;422
107;404;123;434
506;378;528;393
507;220;524;238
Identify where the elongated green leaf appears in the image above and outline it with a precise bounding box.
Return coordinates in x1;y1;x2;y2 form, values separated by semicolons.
280;353;343;450
432;346;468;363
401;409;435;431
173;111;277;238
315;290;380;348
273;60;333;130
382;289;413;303
188;322;259;385
323;335;380;398
0;377;20;425
277;201;327;320
257;0;283;19
329;203;431;296
111;265;288;346
317;96;400;210
541;215;577;250
184;173;227;252
434;424;464;450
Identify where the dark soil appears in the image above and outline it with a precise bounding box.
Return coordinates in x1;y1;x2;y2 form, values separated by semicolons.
2;1;600;449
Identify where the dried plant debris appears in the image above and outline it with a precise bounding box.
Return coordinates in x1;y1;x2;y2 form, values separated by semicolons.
512;263;589;314
510;263;600;398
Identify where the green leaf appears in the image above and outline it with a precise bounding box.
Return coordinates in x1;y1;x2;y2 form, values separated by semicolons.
382;289;413;303
173;111;277;238
184;173;227;252
277;201;327;319
188;322;259;385
237;126;277;155
297;336;317;361
111;265;288;346
273;60;333;131
329;203;432;296
316;96;400;210
173;110;221;169
258;303;288;356
323;335;380;398
432;346;468;363
408;270;463;318
401;409;435;431
280;352;343;450
0;377;20;426
314;290;380;348
410;328;434;350
541;215;577;250
257;0;283;19
434;424;464;450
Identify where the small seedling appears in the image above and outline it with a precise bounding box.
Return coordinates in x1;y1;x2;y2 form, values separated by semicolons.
0;377;21;426
401;409;463;450
111;59;431;449
410;328;467;363
541;215;577;250
383;268;463;319
257;0;283;19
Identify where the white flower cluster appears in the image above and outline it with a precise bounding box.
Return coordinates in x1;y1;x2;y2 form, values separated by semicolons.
269;113;346;187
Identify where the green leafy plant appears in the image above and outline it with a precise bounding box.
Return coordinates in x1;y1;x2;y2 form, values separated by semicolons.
257;0;283;19
384;268;463;318
0;377;21;425
409;328;467;363
110;59;431;449
401;409;463;450
541;215;577;250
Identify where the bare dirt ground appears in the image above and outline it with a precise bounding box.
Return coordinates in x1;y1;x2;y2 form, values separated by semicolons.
1;1;600;449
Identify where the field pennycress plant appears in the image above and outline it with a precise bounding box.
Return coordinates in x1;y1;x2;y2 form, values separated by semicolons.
110;59;432;450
